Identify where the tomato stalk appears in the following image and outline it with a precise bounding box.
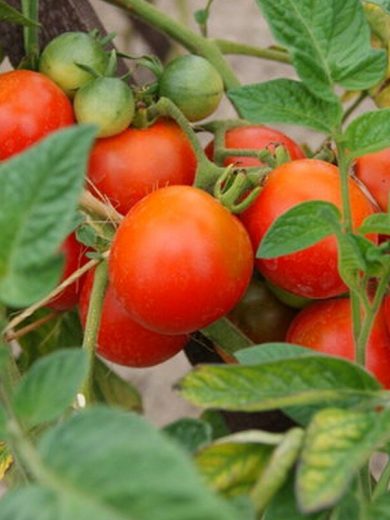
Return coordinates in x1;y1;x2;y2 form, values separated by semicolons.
21;0;40;69
80;260;108;403
5;311;58;343
214;39;291;64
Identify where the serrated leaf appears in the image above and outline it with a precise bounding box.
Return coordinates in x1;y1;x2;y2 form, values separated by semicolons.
0;0;38;26
163;418;212;453
178;353;380;412
93;359;142;413
0;125;96;307
256;0;386;98
251;428;304;512
257;201;341;259
228;79;342;133
359;213;390;235
35;407;239;520
0;441;12;480
196;440;273;497
297;407;390;513
345;109;390;158
13;349;88;428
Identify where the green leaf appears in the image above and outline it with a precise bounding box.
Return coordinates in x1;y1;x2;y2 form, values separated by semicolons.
196;439;273;497
257;201;341;259
359;213;390;235
228;79;342;133
335;232;368;288
164;418;212;453
297;407;390;513
93;359;142;413
256;0;386;98
36;407;239;520
0;0;38;26
13;349;88;428
178;353;380;412
251;428;304;512
0;125;96;308
201;316;253;356
345;109;390;158
236;343;316;365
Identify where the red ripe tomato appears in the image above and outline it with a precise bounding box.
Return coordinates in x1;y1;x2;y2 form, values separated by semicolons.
354;148;390;212
240;159;377;299
286;297;390;388
205;124;305;167
87;119;197;215
0;70;74;160
109;185;254;335
79;270;187;367
385;296;390;337
46;233;89;311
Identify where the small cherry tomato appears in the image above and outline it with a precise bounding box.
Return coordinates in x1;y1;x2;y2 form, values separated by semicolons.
46;233;89;311
205;124;305;167
39;32;109;97
74;77;135;138
109;185;254;335
0;70;74;160
79;270;187;367
354;148;390;212
159;55;224;122
228;278;297;344
240;159;377;299
286;297;390;388
87;119;197;215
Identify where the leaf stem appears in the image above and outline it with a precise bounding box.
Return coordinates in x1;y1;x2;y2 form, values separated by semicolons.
81;260;108;403
342;92;368;124
214;39;291;64
334;140;353;233
5;311;58;342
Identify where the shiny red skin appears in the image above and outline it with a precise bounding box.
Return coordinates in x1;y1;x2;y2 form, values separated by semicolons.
47;233;89;311
355;148;390;212
0;70;74;160
109;185;254;335
240;159;377;299
385;296;390;337
286;297;390;388
88;119;197;215
79;270;187;367
205;125;305;167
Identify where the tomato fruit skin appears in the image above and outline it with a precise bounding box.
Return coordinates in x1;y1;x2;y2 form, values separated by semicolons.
205;125;305;167
87;119;197;215
240;159;377;299
109;186;254;335
74;77;135;138
39;32;109;97
79;270;187;367
0;70;74;160
354;148;390;211
46;233;89;311
286;297;390;388
228;278;297;344
159;55;224;122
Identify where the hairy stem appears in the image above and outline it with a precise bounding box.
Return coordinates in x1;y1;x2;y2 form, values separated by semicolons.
215;39;290;64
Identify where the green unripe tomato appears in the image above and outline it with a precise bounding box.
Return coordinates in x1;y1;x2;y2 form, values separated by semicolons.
39;32;109;97
159;55;224;121
74;77;135;138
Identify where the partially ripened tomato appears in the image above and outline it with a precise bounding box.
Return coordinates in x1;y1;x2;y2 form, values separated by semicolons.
240;159;377;299
109;185;254;334
286;297;390;388
79;270;187;367
0;70;74;160
354;148;390;212
205;124;305;167
87;119;197;215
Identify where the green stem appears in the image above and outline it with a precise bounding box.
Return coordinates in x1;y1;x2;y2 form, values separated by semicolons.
342;91;368;124
335;139;353;233
373;458;390;499
21;0;40;68
101;0;241;91
81;260;108;403
214;39;291;64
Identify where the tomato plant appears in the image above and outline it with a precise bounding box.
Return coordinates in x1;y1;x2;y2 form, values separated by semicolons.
354;148;390;212
87;119;197;215
286;297;390;388
46;233;89;311
158;54;224;122
109;185;254;334
205;124;305;167
240;159;378;299
79;270;187;367
0;69;74;160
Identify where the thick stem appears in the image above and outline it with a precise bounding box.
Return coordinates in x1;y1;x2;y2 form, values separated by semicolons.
214;39;291;64
81;260;108;403
335;140;353;233
21;0;39;68
101;0;241;92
